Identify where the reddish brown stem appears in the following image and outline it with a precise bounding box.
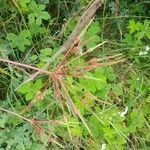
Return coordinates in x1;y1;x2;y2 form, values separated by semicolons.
0;58;51;75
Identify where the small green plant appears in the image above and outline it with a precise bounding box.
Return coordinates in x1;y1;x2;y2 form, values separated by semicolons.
7;30;31;52
0;0;149;149
30;48;53;67
83;21;101;47
123;19;150;47
28;0;51;26
17;79;43;101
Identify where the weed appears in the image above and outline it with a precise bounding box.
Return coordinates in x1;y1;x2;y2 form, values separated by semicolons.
0;0;149;149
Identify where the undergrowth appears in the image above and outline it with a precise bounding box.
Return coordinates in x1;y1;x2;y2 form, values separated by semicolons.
0;0;149;149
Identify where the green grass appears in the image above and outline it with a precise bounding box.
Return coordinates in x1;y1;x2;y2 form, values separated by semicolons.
0;0;149;149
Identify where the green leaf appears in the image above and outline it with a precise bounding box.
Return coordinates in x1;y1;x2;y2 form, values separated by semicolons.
40;48;52;55
128;110;145;133
88;115;101;138
64;18;77;37
0;114;8;128
33;79;43;90
96;84;110;100
31;143;44;150
79;76;96;93
104;67;116;81
134;31;144;39
40;11;51;20
69;117;81;136
7;30;31;52
145;27;150;39
122;33;133;46
28;1;50;26
39;48;52;62
74;96;85;114
94;67;104;77
143;20;150;39
83;21;101;47
94;68;107;90
143;19;150;29
26;92;34;101
128;20;143;34
0;0;9;13
29;23;46;35
79;68;108;94
17;79;43;101
30;55;38;61
94;76;107;91
141;103;150;115
19;0;31;11
17;82;32;94
111;83;123;96
85;21;100;36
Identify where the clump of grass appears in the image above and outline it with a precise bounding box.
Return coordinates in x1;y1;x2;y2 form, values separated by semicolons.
0;0;149;149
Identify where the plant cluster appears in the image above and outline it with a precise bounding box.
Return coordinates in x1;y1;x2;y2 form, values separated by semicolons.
0;0;149;149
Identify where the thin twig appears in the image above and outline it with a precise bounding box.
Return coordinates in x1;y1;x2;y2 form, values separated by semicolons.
0;107;31;123
0;58;52;75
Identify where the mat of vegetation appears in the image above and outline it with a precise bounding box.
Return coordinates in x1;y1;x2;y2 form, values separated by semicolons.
0;0;149;149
